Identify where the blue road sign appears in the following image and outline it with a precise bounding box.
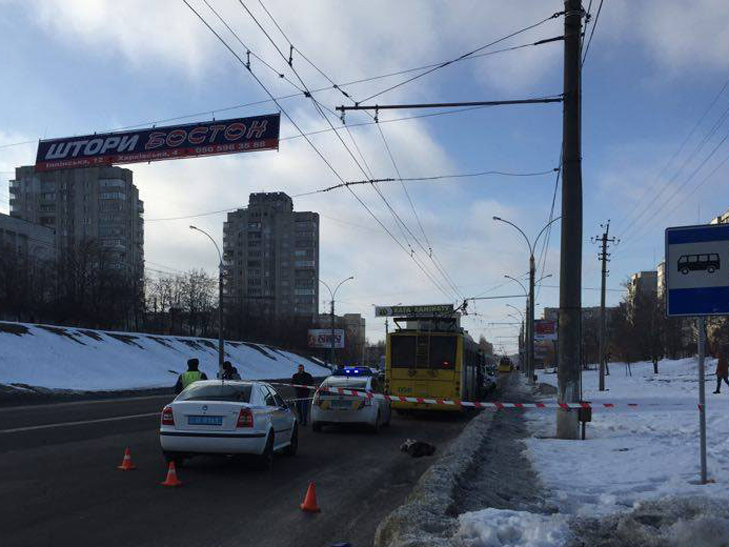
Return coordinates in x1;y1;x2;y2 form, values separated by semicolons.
665;223;729;316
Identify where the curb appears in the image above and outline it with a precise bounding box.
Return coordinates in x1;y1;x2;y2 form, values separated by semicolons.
374;409;496;547
0;376;327;408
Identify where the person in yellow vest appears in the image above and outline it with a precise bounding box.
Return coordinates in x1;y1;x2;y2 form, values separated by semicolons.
175;358;208;394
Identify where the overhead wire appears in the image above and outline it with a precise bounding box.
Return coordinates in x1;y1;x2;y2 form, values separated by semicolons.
581;0;604;66
0;27;564;150
182;0;456;302
360;10;565;103
251;0;477;302
240;0;462;302
290;168;558;197
614;75;729;236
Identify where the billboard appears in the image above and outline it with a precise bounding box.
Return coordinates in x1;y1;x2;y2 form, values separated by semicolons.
374;304;454;318
534;319;558;341
308;329;345;349
34;114;280;172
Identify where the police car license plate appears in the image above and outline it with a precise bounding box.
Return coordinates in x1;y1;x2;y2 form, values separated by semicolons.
330;400;350;409
188;415;223;426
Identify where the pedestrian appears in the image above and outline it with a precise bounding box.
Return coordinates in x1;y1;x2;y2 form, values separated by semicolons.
221;361;242;380
713;346;729;394
292;364;314;425
175;358;208;394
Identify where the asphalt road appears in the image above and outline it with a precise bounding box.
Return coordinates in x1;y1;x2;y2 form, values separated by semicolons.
0;388;471;547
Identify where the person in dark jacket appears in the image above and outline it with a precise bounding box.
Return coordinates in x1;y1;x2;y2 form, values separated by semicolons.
221;361;241;380
292;365;314;425
714;346;729;394
175;358;208;394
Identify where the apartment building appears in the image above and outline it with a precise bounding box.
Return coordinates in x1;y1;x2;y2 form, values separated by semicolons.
223;192;319;319
9;165;144;276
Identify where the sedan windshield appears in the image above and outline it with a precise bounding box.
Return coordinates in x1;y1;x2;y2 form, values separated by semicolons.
177;383;252;402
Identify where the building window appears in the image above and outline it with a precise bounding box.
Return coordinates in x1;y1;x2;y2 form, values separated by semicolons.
100;192;126;200
100;179;126;188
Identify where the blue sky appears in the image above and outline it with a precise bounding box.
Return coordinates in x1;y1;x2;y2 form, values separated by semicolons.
1;0;728;351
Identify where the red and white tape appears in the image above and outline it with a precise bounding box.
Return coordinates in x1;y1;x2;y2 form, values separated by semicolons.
271;382;694;410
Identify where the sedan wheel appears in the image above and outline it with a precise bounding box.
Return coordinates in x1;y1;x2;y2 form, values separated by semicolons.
283;425;298;457
259;433;274;470
371;411;381;434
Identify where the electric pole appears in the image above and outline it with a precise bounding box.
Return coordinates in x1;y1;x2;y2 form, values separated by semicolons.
592;221;619;391
557;0;584;439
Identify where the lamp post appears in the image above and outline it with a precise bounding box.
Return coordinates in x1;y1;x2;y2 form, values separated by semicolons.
505;275;529;378
320;276;354;368
506;304;526;368
190;225;224;379
494;215;561;384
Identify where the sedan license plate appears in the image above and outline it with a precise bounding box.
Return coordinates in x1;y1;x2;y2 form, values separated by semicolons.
188;415;223;426
330;400;351;409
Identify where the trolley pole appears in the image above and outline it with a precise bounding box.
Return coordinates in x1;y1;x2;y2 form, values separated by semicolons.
557;0;584;439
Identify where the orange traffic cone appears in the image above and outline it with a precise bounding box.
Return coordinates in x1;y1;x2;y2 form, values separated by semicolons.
300;481;321;513
160;461;182;487
117;447;136;471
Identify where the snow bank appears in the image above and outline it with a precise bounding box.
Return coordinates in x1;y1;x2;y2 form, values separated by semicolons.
526;358;729;518
0;321;330;391
454;509;571;547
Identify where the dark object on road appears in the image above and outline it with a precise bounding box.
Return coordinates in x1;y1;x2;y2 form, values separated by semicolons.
400;438;436;458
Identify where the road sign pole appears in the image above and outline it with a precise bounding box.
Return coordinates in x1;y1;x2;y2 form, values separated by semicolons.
698;316;708;484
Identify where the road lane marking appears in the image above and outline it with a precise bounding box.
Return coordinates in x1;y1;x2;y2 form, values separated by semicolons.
0;412;161;434
0;394;172;412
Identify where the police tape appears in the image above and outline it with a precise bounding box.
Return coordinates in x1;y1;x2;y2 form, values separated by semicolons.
270;382;697;410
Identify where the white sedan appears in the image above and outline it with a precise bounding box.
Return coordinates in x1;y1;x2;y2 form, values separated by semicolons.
159;380;297;469
311;370;391;433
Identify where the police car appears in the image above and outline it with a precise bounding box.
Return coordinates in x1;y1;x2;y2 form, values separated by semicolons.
159;380;297;469
311;367;391;433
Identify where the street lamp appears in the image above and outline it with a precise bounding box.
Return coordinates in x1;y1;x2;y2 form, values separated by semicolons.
494;215;561;383
320;276;354;368
190;225;225;379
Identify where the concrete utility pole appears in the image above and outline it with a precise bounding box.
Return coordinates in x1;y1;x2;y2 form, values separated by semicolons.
557;0;584;439
190;225;225;379
592;221;619;391
319;276;354;368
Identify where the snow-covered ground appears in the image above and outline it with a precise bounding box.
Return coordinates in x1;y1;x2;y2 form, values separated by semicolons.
453;358;729;547
0;321;330;391
527;358;729;516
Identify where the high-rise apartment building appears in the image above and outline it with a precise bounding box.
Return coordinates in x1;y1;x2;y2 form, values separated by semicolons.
223;192;319;319
9;165;144;276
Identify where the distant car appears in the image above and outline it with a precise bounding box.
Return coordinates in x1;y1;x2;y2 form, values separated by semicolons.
482;365;497;393
311;369;391;433
159;380;297;469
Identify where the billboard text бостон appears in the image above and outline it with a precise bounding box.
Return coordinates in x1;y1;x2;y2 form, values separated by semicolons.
34;114;280;172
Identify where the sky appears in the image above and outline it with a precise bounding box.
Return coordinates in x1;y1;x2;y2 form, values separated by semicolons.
1;0;729;352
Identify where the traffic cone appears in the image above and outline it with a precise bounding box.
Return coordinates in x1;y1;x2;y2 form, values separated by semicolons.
160;461;182;487
117;447;136;471
300;481;321;513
